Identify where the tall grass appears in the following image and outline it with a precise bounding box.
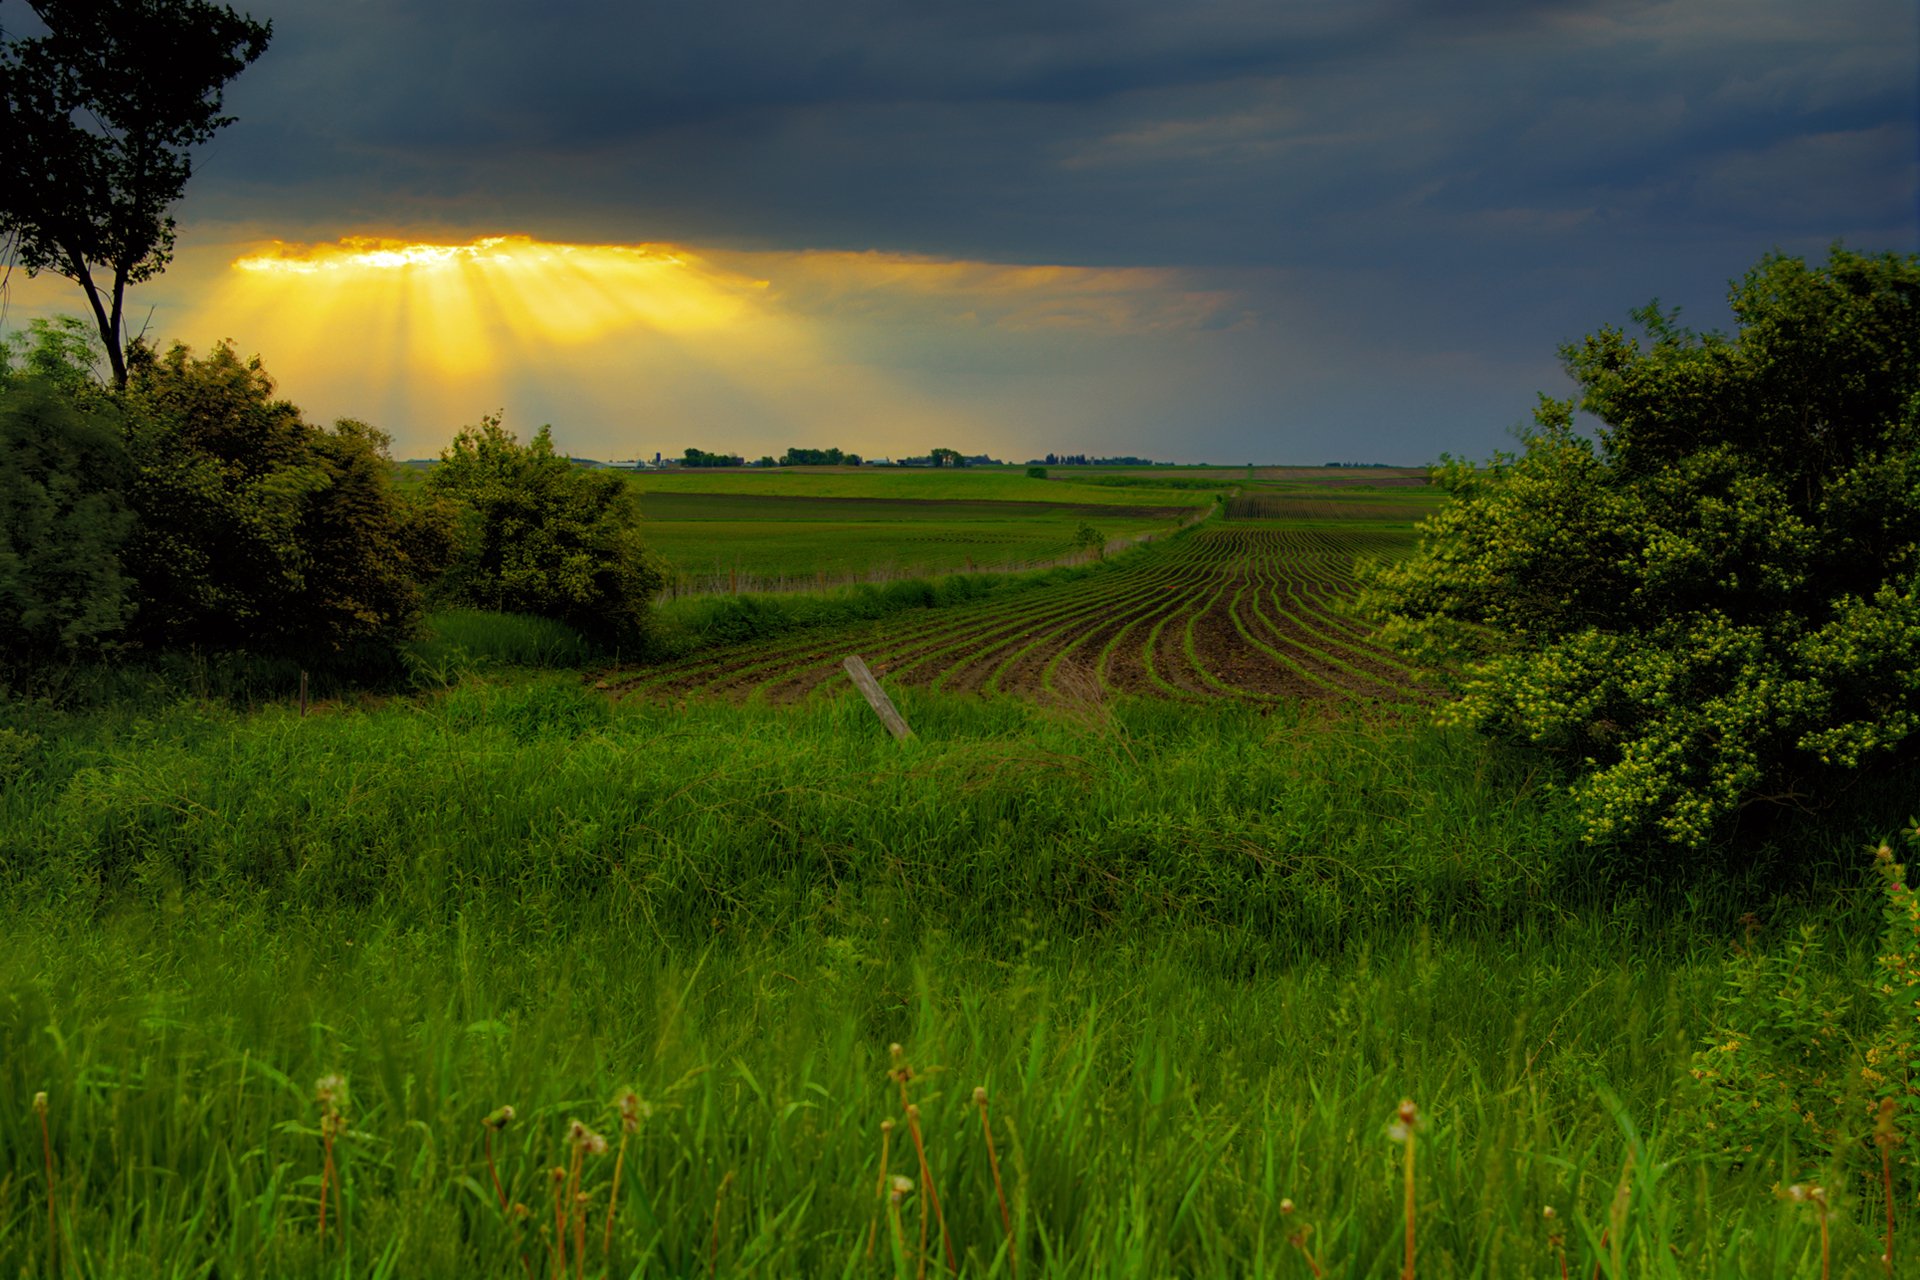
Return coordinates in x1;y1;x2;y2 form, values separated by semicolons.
0;679;1911;1275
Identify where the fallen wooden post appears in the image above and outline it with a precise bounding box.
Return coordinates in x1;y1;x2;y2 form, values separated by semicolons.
842;656;914;740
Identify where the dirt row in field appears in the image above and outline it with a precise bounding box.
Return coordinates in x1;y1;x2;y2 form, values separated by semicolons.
612;526;1426;707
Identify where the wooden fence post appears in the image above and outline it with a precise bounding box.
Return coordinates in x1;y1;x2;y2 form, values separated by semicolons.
842;657;913;741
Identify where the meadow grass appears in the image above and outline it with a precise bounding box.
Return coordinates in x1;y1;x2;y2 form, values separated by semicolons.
2;677;1913;1276
405;610;599;674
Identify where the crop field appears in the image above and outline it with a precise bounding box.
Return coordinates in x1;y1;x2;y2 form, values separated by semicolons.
620;494;1434;704
620;468;1224;506
638;492;1201;590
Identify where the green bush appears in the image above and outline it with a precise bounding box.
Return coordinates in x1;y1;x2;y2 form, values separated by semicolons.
427;415;666;646
0;377;136;665
120;340;429;665
1369;247;1920;847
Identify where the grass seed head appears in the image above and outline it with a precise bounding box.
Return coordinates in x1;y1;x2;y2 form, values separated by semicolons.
315;1074;346;1108
1280;1198;1295;1215
616;1089;649;1134
32;1090;47;1117
889;1175;915;1205
1387;1098;1419;1142
484;1104;517;1131
973;1085;987;1106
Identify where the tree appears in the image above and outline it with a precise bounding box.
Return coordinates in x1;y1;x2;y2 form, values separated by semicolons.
0;0;271;387
121;339;426;662
430;415;666;647
1367;247;1920;848
0;353;136;665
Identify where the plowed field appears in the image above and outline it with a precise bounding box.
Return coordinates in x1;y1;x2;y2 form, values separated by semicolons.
615;520;1426;704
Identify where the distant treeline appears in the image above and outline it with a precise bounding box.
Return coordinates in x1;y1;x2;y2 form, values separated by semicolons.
1037;453;1159;466
682;448;745;468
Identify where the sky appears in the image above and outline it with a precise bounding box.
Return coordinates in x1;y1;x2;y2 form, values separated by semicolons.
4;0;1916;464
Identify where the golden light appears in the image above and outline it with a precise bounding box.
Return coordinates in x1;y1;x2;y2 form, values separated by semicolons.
158;231;1233;455
226;234;758;368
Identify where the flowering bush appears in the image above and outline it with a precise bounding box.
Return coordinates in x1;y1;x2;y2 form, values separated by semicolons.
1367;248;1920;847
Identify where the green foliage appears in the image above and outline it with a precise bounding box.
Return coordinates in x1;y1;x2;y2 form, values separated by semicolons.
120;340;425;663
781;445;861;466
401;608;595;687
0;315;108;395
0;0;271;385
1027;464;1048;479
680;446;742;467
1686;826;1920;1179
1072;521;1105;557
1369;247;1920;846
0;377;137;664
430;415;666;646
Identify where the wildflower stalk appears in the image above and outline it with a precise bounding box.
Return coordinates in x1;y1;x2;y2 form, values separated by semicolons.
605;1091;644;1257
890;1044;956;1278
867;1118;895;1259
1280;1199;1323;1278
550;1167;568;1280
484;1106;516;1215
887;1175;915;1280
314;1074;346;1249
905;1103;955;1277
975;1087;1016;1280
1389;1099;1419;1280
35;1091;54;1277
1816;1186;1831;1280
573;1192;588;1280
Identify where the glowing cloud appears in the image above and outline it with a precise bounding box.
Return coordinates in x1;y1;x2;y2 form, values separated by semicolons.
155;233;1249;457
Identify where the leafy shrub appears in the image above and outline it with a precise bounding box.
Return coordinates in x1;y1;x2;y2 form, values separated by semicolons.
427;415;665;646
1368;247;1920;846
0;377;136;664
120;340;428;664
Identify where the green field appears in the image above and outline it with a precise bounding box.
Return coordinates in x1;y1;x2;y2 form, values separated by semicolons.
6;465;1917;1277
622;471;1216;591
619;468;1225;506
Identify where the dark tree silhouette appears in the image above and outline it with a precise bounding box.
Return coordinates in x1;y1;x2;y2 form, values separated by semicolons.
0;0;271;387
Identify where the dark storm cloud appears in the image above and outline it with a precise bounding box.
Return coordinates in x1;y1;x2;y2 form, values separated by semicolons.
21;0;1908;459
196;0;1913;290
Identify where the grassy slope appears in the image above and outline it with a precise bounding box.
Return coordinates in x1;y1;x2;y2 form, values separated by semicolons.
1;678;1909;1277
